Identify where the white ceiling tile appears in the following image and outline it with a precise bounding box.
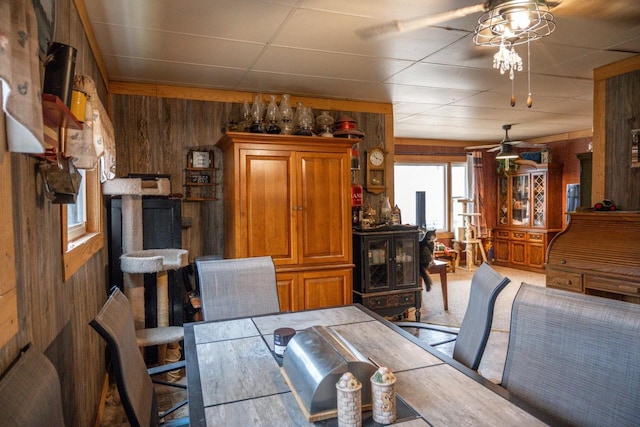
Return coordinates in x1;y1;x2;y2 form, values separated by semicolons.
492;73;593;99
85;0;294;42
271;8;469;61
380;84;480;104
393;102;442;115
453;91;571;109
542;50;639;79
422;35;498;69
103;56;245;88
236;70;377;100
298;0;479;21
387;62;509;90
547;15;640;50
91;24;266;69
253;46;412;82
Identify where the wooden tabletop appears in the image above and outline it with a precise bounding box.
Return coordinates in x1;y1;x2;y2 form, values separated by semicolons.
184;305;547;426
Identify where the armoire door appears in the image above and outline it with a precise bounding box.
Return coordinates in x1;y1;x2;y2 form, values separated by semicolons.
240;149;297;265
296;151;350;265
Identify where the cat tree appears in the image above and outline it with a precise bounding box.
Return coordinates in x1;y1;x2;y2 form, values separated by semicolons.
103;177;188;368
457;198;487;271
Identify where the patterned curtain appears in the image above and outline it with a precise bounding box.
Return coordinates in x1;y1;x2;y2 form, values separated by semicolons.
0;0;45;156
65;75;116;181
473;151;488;237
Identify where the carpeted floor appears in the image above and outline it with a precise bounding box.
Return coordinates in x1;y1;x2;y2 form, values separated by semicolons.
414;263;546;383
420;264;545;331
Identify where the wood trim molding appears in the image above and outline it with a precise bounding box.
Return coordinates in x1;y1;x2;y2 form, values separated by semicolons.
108;81;393;114
528;129;593;144
62;168;103;281
394;154;466;164
395;137;480;147
594;55;640;82
0;148;18;349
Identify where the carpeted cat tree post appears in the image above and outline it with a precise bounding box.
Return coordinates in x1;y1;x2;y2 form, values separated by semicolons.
103;178;188;371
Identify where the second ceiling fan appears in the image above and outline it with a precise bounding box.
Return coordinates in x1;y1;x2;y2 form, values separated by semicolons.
465;124;546;156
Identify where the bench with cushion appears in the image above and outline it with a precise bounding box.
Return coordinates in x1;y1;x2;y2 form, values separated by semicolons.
502;283;640;426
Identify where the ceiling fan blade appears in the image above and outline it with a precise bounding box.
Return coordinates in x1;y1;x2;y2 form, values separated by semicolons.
551;0;640;21
511;141;547;148
357;3;486;40
465;143;500;150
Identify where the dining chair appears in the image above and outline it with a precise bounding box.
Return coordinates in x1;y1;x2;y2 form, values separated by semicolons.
195;255;281;321
0;344;65;427
396;262;510;370
501;283;640;426
90;287;189;427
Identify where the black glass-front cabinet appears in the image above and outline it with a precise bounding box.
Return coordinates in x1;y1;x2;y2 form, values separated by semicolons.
353;230;421;321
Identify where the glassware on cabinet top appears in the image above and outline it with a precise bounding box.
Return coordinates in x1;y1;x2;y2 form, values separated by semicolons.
250;94;266;133
315;111;334;137
294;103;314;136
380;197;392;224
279;94;293;135
265;95;281;134
239;99;251;132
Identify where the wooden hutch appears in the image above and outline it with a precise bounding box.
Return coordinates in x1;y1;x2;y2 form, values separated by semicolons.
492;160;563;271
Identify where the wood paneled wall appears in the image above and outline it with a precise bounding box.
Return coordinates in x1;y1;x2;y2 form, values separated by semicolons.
0;1;108;426
605;69;640;210
594;55;640;209
110;91;388;260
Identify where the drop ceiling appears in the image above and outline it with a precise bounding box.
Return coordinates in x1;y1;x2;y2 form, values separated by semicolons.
83;0;640;142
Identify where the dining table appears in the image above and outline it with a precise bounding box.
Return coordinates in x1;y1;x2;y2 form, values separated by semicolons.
184;304;549;426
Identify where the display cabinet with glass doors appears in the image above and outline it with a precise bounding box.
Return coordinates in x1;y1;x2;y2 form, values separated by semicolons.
493;161;563;271
352;229;422;321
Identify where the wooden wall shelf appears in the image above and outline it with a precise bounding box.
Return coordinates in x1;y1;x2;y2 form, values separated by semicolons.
41;94;83;161
184;167;218;201
42;94;82;130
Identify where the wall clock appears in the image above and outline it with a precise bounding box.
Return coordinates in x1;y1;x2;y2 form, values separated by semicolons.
366;147;386;194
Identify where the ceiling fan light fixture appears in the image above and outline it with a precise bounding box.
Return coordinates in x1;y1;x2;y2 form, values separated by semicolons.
473;0;556;47
495;143;520;159
474;1;555;107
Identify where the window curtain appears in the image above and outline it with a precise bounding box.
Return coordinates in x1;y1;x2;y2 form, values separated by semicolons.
65;75;116;181
0;0;46;157
472;150;488;237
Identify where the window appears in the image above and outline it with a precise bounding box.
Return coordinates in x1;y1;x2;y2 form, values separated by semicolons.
62;167;103;281
394;162;469;232
66;169;87;241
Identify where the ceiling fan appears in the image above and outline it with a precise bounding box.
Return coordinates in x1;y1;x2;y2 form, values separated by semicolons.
465;124;546;153
356;0;637;40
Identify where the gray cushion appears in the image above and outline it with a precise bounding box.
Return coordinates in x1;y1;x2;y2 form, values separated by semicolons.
0;346;65;427
502;284;640;426
195;256;280;321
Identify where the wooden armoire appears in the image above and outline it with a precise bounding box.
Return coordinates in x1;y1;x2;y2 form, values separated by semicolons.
216;132;354;311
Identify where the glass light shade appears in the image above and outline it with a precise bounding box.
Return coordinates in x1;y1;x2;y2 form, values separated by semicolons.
495;143;519;159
